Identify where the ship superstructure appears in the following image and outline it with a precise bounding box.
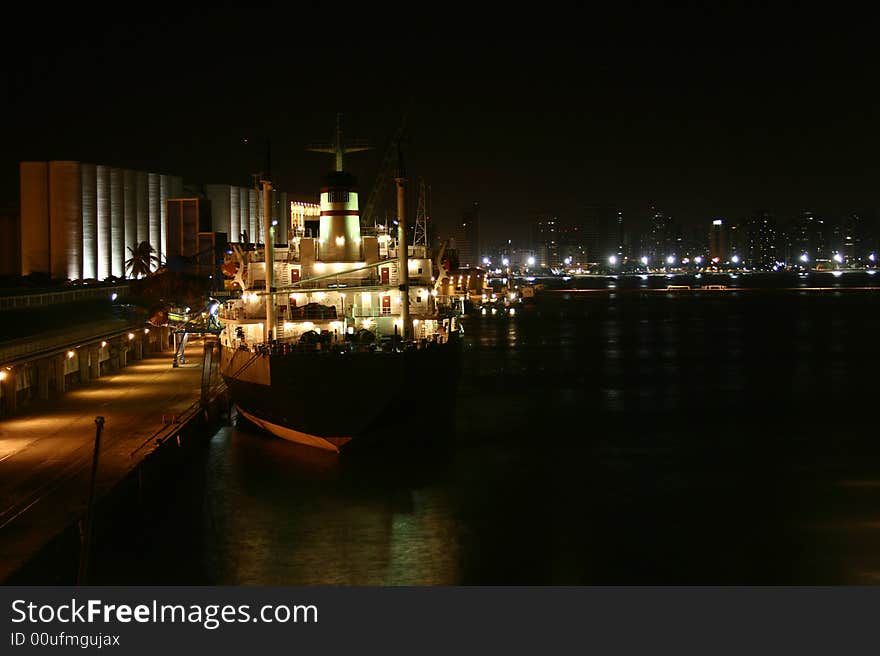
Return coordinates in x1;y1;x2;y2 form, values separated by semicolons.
217;117;464;452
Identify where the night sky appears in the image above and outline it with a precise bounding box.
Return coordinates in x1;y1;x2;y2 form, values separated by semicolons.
2;4;877;244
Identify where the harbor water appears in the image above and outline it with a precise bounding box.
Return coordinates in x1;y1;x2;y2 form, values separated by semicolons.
92;275;880;584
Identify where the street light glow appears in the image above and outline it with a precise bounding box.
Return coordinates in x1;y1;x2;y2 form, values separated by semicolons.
800;253;809;263
527;256;535;266
666;255;675;265
608;255;617;265
731;255;740;264
640;256;648;265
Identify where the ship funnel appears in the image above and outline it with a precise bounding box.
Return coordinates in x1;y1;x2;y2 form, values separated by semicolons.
319;171;362;261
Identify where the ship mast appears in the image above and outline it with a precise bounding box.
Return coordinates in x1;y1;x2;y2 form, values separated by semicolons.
395;143;411;341
262;178;274;342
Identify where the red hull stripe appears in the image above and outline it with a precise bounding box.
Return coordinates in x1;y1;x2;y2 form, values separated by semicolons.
320;210;360;216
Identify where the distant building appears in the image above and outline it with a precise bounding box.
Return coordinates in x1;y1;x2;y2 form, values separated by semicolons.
204;184;293;245
787;210;827;261
745;213;778;269
645;208;679;263
532;216;560;267
454;202;481;267
708;219;729;262
19;160;183;279
583;204;623;262
165;198;213;262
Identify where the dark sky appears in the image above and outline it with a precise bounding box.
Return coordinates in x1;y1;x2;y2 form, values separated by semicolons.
2;4;877;244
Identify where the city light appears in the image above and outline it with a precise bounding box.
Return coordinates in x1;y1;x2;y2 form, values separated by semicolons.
640;256;649;265
0;371;5;381
731;255;740;264
527;256;535;266
833;253;843;263
502;258;510;267
101;341;107;348
666;255;675;265
694;256;703;264
483;257;490;265
869;253;876;262
800;253;809;263
67;351;75;359
608;255;618;265
110;293;117;301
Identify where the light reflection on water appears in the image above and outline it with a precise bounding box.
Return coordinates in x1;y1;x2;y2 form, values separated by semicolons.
94;287;880;585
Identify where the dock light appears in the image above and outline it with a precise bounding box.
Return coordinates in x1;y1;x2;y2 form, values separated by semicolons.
640;256;649;265
608;255;618;265
666;255;675;265
800;253;809;263
110;293;118;301
128;333;135;340
731;255;740;264
527;256;535;266
67;350;75;359
833;253;843;263
101;341;107;348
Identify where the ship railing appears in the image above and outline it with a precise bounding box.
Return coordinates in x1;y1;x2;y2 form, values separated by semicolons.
238;333;453;358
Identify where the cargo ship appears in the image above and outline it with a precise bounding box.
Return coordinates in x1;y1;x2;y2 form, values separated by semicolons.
218;125;464;452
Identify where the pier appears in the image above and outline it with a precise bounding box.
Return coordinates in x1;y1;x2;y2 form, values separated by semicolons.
0;337;223;583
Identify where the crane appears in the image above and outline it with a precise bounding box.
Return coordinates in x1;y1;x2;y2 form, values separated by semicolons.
360;100;413;230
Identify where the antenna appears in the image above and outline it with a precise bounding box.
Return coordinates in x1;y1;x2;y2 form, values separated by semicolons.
305;113;370;172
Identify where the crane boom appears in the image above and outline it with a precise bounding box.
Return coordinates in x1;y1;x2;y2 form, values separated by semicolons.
360;102;412;229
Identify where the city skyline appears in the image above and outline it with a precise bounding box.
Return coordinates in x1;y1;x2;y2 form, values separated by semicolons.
3;6;878;246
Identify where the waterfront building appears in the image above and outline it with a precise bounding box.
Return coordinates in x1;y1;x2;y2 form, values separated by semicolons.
19;161;183;279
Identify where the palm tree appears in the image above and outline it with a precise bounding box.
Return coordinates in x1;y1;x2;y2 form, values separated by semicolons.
125;241;160;278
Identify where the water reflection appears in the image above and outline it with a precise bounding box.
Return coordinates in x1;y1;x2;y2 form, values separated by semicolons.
94;286;880;584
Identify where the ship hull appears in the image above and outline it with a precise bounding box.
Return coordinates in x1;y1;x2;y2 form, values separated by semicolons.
221;338;461;452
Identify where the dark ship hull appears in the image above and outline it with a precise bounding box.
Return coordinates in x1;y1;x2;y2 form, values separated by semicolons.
220;336;461;452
